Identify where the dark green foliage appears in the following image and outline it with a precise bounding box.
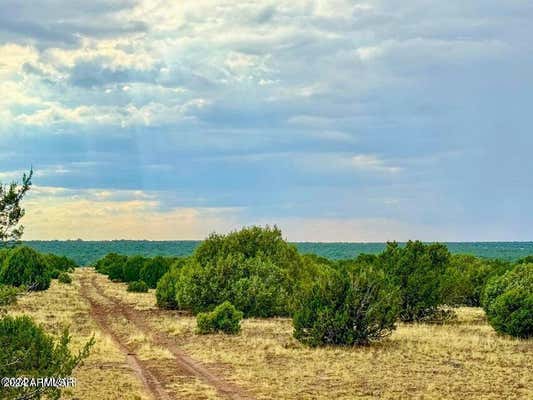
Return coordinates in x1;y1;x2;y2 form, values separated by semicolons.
176;256;291;317
196;301;243;335
139;256;174;288
516;255;533;264
44;253;77;272
96;253;128;281
122;255;146;282
0;246;50;290
293;266;400;347
0;315;93;400
0;248;11;266
378;241;452;322
443;255;511;306
156;267;181;309
127;280;149;293
58;272;72;284
49;269;61;279
0;169;32;246
482;264;532;338
0;285;21;306
171;227;308;317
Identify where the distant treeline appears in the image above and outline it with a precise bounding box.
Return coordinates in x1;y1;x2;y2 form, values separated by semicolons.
92;226;533;341
23;240;533;266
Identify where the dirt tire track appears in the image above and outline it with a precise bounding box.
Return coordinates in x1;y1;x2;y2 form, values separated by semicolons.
80;272;255;400
79;277;172;400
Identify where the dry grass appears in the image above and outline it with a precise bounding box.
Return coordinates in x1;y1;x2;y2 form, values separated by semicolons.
7;269;533;400
8;271;150;400
150;307;533;400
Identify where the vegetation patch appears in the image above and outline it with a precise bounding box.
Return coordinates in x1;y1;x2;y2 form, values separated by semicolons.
58;272;73;284
293;265;399;346
482;263;532;338
127;280;149;293
0;246;51;290
196;301;243;335
0;315;93;400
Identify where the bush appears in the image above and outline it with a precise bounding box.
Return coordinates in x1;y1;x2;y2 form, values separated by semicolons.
170;226;311;317
175;255;291;317
482;264;532;338
139;256;173;288
0;285;21;306
127;280;149;293
0;246;50;290
517;255;533;264
379;241;450;322
49;269;61;279
156;267;181;309
293;266;400;347
94;253;127;279
444;255;511;306
196;301;243;334
58;272;72;284
121;255;146;282
0;315;93;400
44;253;77;272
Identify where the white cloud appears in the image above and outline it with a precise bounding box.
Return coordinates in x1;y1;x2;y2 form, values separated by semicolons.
349;154;402;174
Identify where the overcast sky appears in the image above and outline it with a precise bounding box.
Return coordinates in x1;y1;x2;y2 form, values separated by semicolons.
1;0;532;241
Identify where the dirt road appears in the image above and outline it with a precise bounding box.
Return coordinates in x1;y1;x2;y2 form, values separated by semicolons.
79;271;255;400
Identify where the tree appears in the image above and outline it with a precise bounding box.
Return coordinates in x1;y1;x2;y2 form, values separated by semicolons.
0;246;51;291
293;265;400;346
139;256;173;288
0;315;93;400
122;255;146;282
0;169;33;247
380;241;451;322
482;263;532;338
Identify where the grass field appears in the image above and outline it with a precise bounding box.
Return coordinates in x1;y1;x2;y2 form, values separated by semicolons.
7;268;532;400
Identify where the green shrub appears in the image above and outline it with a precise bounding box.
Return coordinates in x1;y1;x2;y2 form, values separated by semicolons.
94;253;127;278
49;269;61;279
379;241;450;322
122;255;146;282
127;280;149;293
58;272;72;284
0;315;94;400
175;255;291;317
139;256;173;288
0;285;21;306
196;301;243;334
156;267;180;309
44;253;77;272
0;248;11;266
444;255;511;306
482;264;532;338
293;266;400;347
0;246;50;290
516;255;533;264
170;226;311;317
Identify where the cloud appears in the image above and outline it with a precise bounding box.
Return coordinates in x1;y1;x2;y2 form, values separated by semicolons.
349;154;402;174
23;186;242;240
1;1;533;240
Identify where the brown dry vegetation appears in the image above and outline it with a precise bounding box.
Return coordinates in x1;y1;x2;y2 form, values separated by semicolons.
7;268;533;400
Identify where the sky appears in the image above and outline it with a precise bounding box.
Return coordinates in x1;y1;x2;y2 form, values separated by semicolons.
0;0;532;242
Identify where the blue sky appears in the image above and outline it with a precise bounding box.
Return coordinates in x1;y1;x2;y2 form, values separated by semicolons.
0;0;532;241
